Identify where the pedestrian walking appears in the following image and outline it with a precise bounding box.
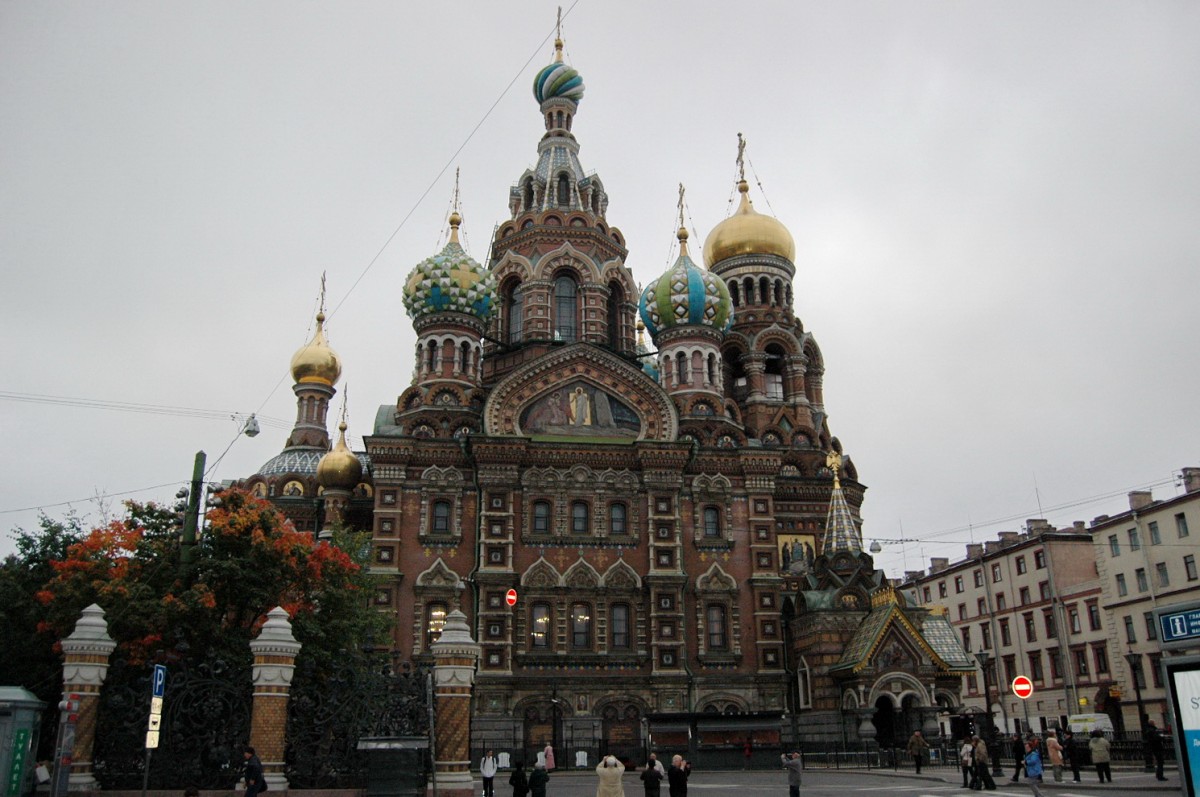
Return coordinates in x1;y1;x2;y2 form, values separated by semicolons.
1009;734;1025;782
780;752;802;797
242;746;265;797
640;759;663;797
1023;739;1045;797
959;738;974;787
509;763;529;797
667;755;690;797
529;763;549;797
743;739;753;770
544;744;556;771
1088;730;1111;783
971;736;996;790
1045;733;1063;783
481;750;499;797
1147;720;1167;781
647;753;665;776
906;731;930;774
1062;730;1081;783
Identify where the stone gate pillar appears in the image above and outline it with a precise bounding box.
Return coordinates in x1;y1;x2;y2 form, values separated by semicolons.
60;603;117;790
249;607;301;791
429;609;480;797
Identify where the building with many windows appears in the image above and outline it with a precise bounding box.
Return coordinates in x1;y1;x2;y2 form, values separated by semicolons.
236;30;975;760
1090;470;1200;730
902;523;1105;736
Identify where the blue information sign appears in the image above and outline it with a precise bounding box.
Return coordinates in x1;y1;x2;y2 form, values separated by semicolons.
152;664;167;698
1161;608;1200;645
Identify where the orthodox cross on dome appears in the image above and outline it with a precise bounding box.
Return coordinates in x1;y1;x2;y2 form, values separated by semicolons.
449;167;462;244
319;271;327;316
554;6;564;61
676;183;687;230
736;132;747;183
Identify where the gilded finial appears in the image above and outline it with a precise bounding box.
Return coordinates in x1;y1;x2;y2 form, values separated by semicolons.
449;167;462;244
826;449;843;489
676;184;693;258
554;7;564;62
319;271;327;318
736;132;747;183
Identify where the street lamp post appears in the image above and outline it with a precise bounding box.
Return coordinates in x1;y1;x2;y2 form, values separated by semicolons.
1123;649;1154;772
974;651;1003;777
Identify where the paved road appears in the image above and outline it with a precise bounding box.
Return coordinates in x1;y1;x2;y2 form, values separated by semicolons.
471;766;1182;797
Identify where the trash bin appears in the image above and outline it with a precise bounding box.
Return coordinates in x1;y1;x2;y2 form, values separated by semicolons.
0;687;46;797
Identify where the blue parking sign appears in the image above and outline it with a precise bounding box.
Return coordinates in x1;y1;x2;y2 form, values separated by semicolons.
152;664;167;698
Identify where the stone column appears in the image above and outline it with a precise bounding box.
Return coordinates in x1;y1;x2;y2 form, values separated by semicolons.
60;603;117;791
429;609;480;797
249;607;301;791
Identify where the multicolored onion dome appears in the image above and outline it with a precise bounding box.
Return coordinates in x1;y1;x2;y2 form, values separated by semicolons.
290;311;342;386
317;420;362;491
639;228;733;337
703;179;796;265
533;38;584;104
403;212;496;322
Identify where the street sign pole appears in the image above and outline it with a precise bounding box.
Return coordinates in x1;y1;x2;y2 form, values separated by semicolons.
141;665;167;797
1011;676;1034;736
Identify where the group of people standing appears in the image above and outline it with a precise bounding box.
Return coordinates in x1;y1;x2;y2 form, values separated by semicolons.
499;749;691;797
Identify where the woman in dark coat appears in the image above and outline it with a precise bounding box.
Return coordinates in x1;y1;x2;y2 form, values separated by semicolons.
509;763;529;797
529;763;549;797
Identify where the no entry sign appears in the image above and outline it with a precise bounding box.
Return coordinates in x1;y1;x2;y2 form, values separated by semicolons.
1012;675;1034;699
505;588;518;607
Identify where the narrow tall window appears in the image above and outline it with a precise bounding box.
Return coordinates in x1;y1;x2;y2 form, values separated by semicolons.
1156;561;1170;587
703;507;720;538
1124;615;1137;643
432;500;451;533
1177;513;1190;538
554;276;577;342
607;282;624;351
611;604;630;649
1108;535;1120;556
1128;528;1141;551
610;502;627;535
532;500;551;534
572;501;589;534
706;604;728;650
506;282;524;344
1149;521;1161;545
531;603;551;649
557;173;570;206
1116;573;1128;596
571;603;592;649
426;602;447;648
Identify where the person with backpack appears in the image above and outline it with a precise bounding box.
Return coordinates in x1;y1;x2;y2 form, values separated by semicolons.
1023;737;1045;797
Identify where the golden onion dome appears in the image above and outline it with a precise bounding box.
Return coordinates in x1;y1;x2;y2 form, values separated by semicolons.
702;179;795;265
290;311;342;386
317;420;362;491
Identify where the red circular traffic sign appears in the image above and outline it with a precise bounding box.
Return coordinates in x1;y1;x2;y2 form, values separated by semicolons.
1011;675;1034;699
505;588;518;607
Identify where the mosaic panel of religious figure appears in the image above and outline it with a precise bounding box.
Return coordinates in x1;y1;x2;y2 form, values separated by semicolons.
778;533;817;575
519;382;641;438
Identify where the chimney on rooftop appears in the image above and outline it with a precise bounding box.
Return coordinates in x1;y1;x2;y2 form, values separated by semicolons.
998;531;1021;547
1073;521;1087;533
905;570;925;583
930;557;950;573
1183;467;1200;494
966;543;983;560
1129;491;1153;511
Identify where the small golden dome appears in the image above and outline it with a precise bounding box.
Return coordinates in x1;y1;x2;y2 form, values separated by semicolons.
317;420;362;491
702;180;795;265
290;311;342;386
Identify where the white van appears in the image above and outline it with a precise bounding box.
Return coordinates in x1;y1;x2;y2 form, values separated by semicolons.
1068;713;1115;735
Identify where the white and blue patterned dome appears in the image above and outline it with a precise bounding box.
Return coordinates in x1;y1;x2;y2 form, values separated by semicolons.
403;212;496;322
639;228;733;338
533;38;584;104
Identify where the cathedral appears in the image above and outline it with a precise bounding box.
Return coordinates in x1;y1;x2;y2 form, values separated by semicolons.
240;31;972;761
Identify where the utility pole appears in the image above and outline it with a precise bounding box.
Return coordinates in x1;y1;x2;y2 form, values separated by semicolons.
179;451;206;574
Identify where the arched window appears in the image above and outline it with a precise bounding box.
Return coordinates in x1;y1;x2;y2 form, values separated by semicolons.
505;282;524;344
723;349;747;401
571;501;590;534
607;282;624;351
743;277;754;304
426;340;438;372
707;353;717;385
431;500;451;533
764;344;786;400
610;502;627;535
554;275;577;342
459;341;470;376
557;173;571;206
531;603;551;649
729;280;740;307
532;500;551;534
760;277;770;306
523;179;534;211
774;280;783;305
426;602;448;648
703;506;721;538
571;603;592;649
675;351;689;384
610;604;630;649
706;604;728;650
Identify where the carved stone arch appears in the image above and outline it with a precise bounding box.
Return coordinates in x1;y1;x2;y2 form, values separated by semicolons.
841;689;861;710
800;333;824;374
535;241;602;283
563;558;602;589
490;250;535;283
759;426;786;447
723;400;742;425
598;258;636;293
484;343;678;440
421;465;464;488
593;694;649;718
695;693;748;714
749;325;803;356
602;559;641;591
696;562;738;593
521;558;562;589
522;467;563;489
568;463;596;486
871;690;901;710
867;670;929;709
933;688;960;711
415;558;463;590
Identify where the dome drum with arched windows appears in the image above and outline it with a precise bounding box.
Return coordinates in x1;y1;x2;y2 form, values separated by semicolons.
403;212;497;323
639;228;733;338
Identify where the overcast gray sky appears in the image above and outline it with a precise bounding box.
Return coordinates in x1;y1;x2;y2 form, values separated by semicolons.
3;1;1198;577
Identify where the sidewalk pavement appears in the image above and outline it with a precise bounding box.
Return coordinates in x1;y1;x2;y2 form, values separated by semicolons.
833;764;1181;791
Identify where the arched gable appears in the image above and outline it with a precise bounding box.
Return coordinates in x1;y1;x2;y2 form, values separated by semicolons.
696;562;737;593
602;559;641;590
534;241;602;282
415;559;463;589
484;343;677;441
563;558;602;589
521;557;561;588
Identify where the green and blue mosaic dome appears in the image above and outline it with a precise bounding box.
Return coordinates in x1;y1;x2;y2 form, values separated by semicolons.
403;216;496;322
534;43;585;104
639;229;733;337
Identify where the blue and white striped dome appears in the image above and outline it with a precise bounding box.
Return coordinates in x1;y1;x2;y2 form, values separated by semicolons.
639;228;732;338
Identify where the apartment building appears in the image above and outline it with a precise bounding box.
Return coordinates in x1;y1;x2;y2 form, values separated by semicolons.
1091;468;1200;730
903;522;1103;735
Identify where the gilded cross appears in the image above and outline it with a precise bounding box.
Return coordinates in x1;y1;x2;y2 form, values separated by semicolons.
736;133;746;182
